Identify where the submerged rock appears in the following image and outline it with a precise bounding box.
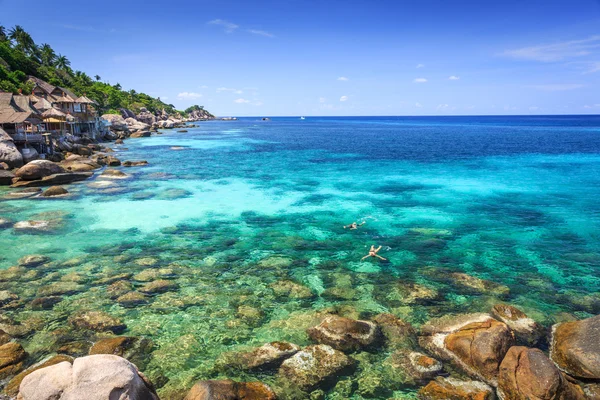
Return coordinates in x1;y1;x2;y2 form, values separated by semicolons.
419;313;514;386
491;304;545;346
68;311;126;334
419;377;495;400
13;220;57;233
270;280;314;299
307;315;380;352
139;279;178;294
229;342;301;371
386;281;440;305
550;314;600;379
89;336;153;369
373;313;417;350
448;272;510;297
123;161;148;167
10;172;92;187
184;380;276;400
383;349;443;387
279;344;355;392
117;292;148;307
16;355;158;400
18;254;50;268
498;346;585;400
30;296;62;310
100;169;129;179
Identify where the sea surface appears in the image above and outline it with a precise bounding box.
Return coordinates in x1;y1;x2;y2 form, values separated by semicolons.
1;115;600;398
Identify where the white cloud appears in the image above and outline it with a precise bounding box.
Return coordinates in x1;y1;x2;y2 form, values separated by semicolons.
449;75;460;80
436;104;449;110
502;35;600;62
583;104;600;109
339;96;348;102
208;19;239;33
415;102;423;108
414;78;428;83
234;98;250;104
199;85;209;89
177;92;202;99
337;76;349;81
529;84;584;91
248;29;274;38
217;87;243;94
416;64;425;68
319;97;326;103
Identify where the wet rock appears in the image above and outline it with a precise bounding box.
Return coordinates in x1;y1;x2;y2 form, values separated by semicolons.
3;187;42;199
270;280;314;299
373;313;417;350
233;342;301;370
0;218;12;229
184;380;276;400
321;286;358;301
133;268;174;282
41;186;69;197
0;291;19;306
60;160;101;172
106;156;121;166
68;311;126;334
0;330;11;346
130;131;151;138
419;377;495;400
307;315;380;352
139;279;178;294
134;257;159;267
491;304;545;346
0;130;23;168
15;160;65;181
383;349;443;386
115;138;124;144
448;272;510;297
0;170;15;185
279;344;356;392
100;169;128;179
5;354;73;397
0;342;26;379
30;296;62;310
123;161;148;167
18;254;50;268
419;314;514;386
117;292;148;308
16;354;159;400
497;346;584;400
550;314;600;379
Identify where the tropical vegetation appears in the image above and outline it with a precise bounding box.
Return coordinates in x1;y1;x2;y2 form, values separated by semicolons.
0;25;205;117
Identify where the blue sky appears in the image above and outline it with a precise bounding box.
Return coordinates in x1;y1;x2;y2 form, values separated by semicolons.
1;0;600;116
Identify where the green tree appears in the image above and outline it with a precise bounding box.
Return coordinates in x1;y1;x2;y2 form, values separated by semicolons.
39;43;56;66
0;26;7;42
55;54;71;70
8;25;36;54
94;75;101;81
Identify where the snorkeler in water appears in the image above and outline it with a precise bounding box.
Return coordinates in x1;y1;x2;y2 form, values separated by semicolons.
344;221;366;230
361;245;387;261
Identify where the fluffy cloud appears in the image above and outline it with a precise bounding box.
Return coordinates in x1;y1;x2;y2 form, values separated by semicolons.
449;75;460;80
340;95;348;102
337;76;349;81
234;98;250;104
208;19;239;33
414;78;428;83
177;92;202;99
436;104;449;110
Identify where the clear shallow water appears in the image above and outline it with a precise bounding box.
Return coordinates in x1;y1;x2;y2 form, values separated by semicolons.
1;116;600;398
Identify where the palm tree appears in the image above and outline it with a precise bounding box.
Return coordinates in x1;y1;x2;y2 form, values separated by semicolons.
8;25;35;54
0;26;7;42
94;75;101;81
39;43;56;66
55;54;71;70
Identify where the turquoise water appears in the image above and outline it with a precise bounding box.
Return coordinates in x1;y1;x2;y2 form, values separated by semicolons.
1;116;600;398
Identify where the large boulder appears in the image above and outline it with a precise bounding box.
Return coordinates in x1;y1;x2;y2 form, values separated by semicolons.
448;272;510;297
0;170;15;185
125;118;150;132
278;344;355;392
419;314;514;386
136;109;156;126
307;315;380;352
20;147;39;164
373;313;417;349
16;354;158;400
419;377;496;400
184;380;276;400
550;314;600;379
224;342;300;371
0;129;23;168
0;342;27;379
130;131;151;138
5;355;73;397
491;304;545;346
15;160;65;181
498;346;585;400
10;172;92;187
41;186;69;197
101;114;128;131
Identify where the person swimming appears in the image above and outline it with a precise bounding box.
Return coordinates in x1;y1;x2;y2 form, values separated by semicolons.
344;221;366;230
361;245;387;261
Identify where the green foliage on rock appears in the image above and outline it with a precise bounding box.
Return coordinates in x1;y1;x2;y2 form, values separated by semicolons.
0;25;209;118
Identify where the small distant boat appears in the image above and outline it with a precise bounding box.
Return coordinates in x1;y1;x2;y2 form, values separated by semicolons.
300;116;305;120
262;117;270;121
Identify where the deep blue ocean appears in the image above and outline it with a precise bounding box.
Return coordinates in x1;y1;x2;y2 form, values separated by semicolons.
1;115;599;398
